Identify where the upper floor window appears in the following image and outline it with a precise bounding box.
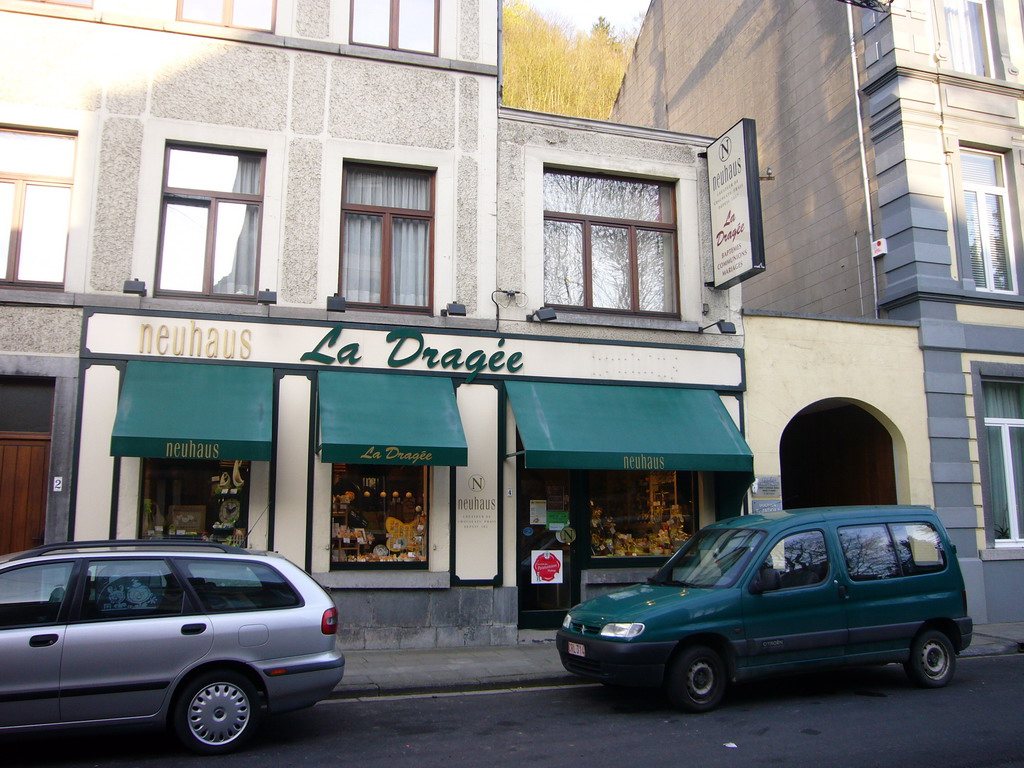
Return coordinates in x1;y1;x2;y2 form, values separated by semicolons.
983;380;1024;543
178;0;275;32
157;146;265;300
961;150;1016;293
944;0;994;77
340;164;433;311
0;129;75;287
350;0;438;55
543;170;678;315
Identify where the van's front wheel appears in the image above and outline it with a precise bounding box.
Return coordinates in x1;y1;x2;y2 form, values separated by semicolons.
904;629;956;688
666;645;726;712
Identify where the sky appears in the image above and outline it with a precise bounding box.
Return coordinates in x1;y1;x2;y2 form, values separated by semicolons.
519;0;651;33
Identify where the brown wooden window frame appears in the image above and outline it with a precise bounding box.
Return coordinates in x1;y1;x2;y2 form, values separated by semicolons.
155;144;267;301
542;169;680;317
349;0;440;56
176;0;277;33
0;128;76;289
339;163;435;314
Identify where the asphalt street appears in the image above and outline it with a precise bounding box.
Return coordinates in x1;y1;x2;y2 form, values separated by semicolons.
9;654;1024;768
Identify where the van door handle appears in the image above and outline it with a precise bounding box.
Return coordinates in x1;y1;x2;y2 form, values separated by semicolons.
181;623;207;635
30;634;59;647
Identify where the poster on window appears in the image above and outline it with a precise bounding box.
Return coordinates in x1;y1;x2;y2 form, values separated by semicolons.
531;550;564;584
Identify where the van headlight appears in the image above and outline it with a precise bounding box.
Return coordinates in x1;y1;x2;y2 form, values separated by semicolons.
600;622;645;638
562;613;573;630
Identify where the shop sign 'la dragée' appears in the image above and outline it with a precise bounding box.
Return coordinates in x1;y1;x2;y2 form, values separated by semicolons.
301;326;524;383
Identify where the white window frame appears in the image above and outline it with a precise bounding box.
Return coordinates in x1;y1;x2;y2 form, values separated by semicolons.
961;149;1017;294
944;0;995;77
986;417;1024;545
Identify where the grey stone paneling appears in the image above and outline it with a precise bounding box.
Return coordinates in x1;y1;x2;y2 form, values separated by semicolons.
282;138;323;304
330;587;517;649
290;54;328;136
984;560;1024;622
459;0;481;62
373;590;430;627
457;586;493;623
924;371;967;395
329;59;456;149
152;43;289;131
493;586;517;624
427;588;462;626
930;462;974;484
91;118;144;293
455;155;478;312
294;0;331;40
458;76;479;153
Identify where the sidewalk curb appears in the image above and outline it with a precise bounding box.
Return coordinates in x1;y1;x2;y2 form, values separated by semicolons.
328;674;580;700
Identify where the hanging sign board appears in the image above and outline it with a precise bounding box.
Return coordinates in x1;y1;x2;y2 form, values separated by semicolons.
707;118;766;290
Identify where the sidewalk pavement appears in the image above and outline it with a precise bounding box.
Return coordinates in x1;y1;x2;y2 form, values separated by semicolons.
330;623;1024;700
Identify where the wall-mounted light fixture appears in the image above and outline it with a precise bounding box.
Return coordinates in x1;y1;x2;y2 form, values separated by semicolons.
442;301;467;317
759;167;776;182
528;307;557;322
327;294;347;312
698;320;737;334
257;289;277;305
122;278;147;297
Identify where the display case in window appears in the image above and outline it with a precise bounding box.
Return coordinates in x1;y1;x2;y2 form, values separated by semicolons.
139;459;250;545
589;470;696;558
330;464;428;565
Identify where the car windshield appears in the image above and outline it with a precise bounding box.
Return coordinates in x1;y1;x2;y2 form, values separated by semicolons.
650;527;765;588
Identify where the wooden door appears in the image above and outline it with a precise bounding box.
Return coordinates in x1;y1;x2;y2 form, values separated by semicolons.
0;433;49;554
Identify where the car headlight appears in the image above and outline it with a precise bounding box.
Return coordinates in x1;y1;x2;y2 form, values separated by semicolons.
562;613;573;630
600;622;645;638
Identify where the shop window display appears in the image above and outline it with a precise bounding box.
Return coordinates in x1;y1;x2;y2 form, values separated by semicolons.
330;464;428;565
589;470;696;558
139;459;250;545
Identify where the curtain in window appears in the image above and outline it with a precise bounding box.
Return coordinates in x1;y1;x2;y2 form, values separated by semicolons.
343;213;383;303
945;0;989;76
212;156;261;296
343;167;430;306
392;218;429;306
983;382;1024;540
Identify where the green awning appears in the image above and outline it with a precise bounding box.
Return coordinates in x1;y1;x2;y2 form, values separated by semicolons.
111;361;273;460
318;371;467;466
506;380;753;473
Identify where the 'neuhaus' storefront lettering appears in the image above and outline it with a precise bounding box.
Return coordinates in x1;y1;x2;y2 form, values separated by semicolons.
139;322;252;360
302;326;524;382
623;455;666;470
166;440;220;459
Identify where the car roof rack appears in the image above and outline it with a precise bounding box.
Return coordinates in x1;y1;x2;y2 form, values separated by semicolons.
8;539;249;561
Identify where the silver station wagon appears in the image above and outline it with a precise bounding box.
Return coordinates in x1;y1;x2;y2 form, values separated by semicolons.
0;540;344;754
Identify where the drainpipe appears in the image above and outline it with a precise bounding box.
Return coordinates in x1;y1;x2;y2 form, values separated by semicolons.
848;3;880;319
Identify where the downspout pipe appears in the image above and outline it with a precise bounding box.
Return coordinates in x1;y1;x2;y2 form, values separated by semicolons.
848;3;880;318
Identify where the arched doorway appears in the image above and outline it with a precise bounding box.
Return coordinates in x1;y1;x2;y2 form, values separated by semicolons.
780;400;897;509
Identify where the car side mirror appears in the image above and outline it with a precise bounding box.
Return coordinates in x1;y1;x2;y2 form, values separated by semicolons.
749;568;780;595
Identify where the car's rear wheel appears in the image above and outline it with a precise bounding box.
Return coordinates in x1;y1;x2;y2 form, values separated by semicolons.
172;670;262;755
666;645;726;712
903;629;956;688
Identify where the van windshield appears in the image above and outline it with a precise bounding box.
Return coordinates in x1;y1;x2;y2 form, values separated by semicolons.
650;527;765;588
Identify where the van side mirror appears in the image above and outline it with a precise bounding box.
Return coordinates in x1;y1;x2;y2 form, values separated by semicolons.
749;568;780;595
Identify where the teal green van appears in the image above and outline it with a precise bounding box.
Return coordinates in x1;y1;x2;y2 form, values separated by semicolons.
556;506;972;712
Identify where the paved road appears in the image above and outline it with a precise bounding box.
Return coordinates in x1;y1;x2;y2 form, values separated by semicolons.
10;654;1024;768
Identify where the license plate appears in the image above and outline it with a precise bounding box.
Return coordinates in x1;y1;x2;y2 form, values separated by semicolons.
567;641;586;658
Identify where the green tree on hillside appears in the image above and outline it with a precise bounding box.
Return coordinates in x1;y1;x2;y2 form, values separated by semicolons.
501;1;638;120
